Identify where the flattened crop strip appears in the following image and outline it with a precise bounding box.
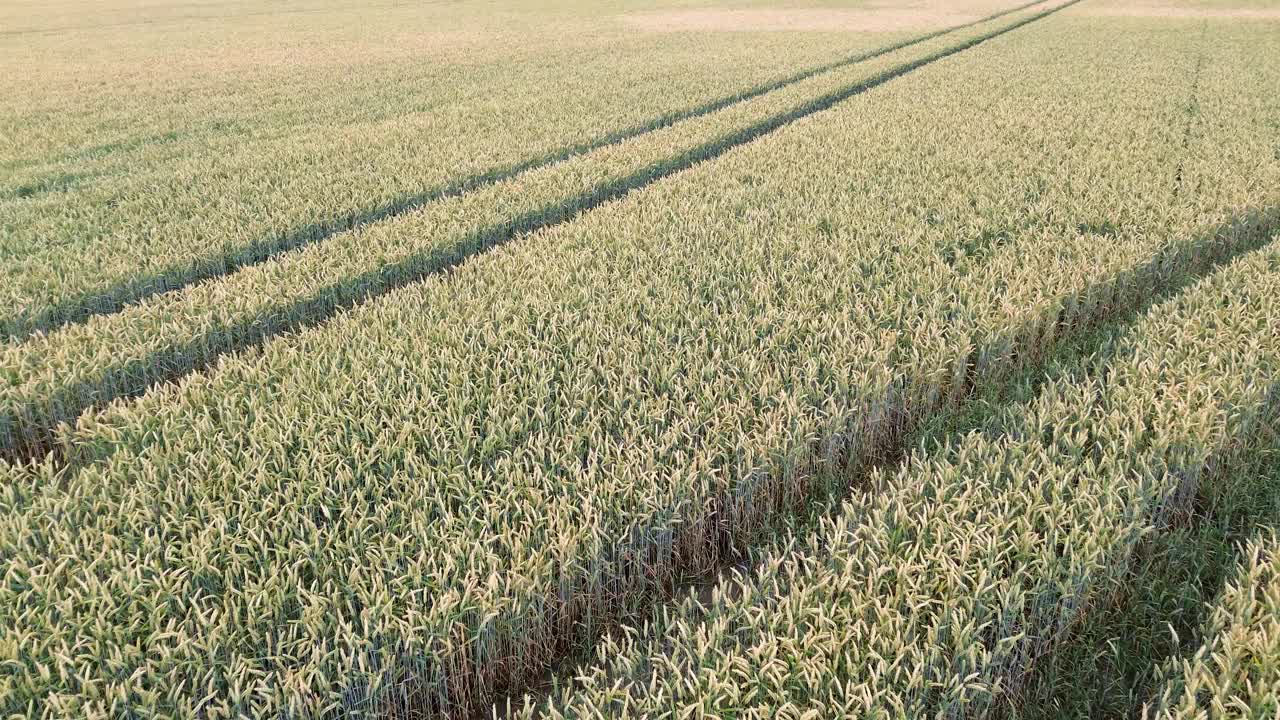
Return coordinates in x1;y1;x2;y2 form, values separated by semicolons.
1145;528;1280;719
1002;394;1280;718
1173;21;1208;195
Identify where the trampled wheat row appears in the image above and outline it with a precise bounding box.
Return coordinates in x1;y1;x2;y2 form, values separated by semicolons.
1146;530;1280;719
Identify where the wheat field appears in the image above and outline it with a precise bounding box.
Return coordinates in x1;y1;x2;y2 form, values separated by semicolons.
1;0;1278;717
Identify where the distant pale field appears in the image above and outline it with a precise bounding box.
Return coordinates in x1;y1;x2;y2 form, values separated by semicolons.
620;0;1016;32
1078;0;1280;15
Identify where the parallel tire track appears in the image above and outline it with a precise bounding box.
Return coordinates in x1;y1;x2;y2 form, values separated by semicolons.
1;0;1047;340
386;207;1279;719
1;0;1079;466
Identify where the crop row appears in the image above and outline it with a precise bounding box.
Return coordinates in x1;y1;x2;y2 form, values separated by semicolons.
1;9;1277;719
1148;530;1280;719
0;0;1073;462
518;228;1280;720
0;0;1035;339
